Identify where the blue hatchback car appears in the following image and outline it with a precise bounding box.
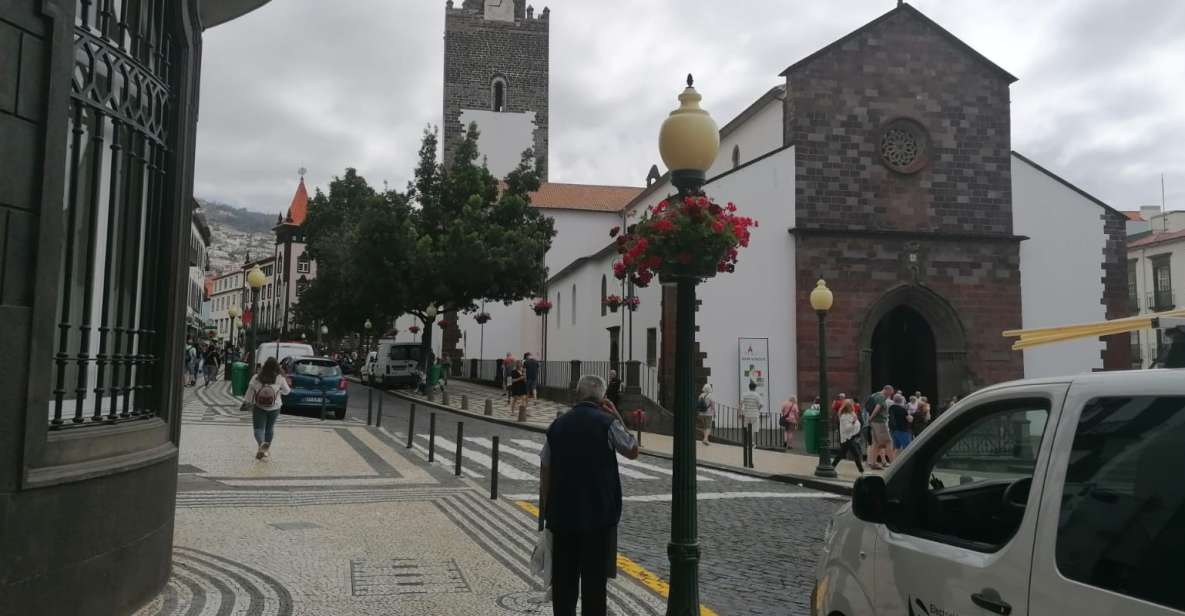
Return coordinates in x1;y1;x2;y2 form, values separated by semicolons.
280;356;349;420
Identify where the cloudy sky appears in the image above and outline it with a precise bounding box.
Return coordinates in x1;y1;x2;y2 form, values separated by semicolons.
195;0;1185;215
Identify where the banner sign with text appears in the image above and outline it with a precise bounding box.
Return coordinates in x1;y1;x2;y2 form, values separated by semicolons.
738;337;771;416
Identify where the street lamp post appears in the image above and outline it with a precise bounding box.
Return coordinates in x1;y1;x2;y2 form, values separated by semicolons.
811;279;838;478
421;305;438;370
364;319;372;353
658;74;719;616
246;265;267;374
320;324;328;354
227;305;241;350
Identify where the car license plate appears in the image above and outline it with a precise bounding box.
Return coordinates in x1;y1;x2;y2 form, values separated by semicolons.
305;397;324;404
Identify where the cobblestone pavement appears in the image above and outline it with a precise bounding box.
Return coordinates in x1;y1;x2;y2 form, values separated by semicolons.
352;383;845;616
144;383;667;616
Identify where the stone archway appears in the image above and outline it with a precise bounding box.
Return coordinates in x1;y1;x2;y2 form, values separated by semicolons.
857;285;969;404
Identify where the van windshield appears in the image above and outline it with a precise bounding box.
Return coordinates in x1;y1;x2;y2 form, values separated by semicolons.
388;346;421;361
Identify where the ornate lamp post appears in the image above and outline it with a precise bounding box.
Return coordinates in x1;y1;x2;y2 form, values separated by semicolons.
246;265;267;373
810;279;838;478
658;74;720;615
421;305;439;370
227;305;241;349
320;324;328;353
364;319;372;354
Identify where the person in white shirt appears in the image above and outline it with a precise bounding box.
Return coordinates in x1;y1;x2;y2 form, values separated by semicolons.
739;381;763;430
243;357;291;460
831;399;864;473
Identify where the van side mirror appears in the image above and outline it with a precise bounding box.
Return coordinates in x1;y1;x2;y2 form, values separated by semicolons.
852;475;887;524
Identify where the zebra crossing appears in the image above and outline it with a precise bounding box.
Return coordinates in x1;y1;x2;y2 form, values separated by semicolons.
389;430;764;485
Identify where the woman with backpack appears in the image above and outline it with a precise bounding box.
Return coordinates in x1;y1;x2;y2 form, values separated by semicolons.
779;395;800;449
243;357;291;460
696;384;715;445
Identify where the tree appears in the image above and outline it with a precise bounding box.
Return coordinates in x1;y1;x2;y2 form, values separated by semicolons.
403;125;556;365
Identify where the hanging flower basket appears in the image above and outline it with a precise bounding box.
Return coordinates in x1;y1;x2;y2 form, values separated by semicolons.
625;296;641;311
408;325;421;334
437;320;452;330
603;294;623;312
612;194;756;286
532;298;553;316
474;312;491;324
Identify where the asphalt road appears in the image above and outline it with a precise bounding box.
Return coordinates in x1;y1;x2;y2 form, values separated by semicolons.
341;381;844;616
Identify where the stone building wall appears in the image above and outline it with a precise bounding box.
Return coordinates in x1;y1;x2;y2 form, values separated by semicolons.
785;6;1024;401
1100;211;1132;369
443;1;549;179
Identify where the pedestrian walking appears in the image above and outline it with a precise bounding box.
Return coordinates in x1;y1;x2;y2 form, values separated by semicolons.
696;384;715;445
510;360;530;419
865;385;895;470
503;352;516;403
779;395;800;449
739;381;763;432
606;370;622;408
185;340;199;386
539;375;639;616
913;396;932;436
889;393;913;452
831;399;864;473
203;345;221;386
524;352;540;399
242;357;291;461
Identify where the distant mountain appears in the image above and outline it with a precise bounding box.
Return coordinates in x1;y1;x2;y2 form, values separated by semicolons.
196;198;277;275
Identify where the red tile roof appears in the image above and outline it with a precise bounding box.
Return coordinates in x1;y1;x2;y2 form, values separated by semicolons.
1122;210;1145;221
286;177;309;225
1129;229;1185;249
528;182;643;213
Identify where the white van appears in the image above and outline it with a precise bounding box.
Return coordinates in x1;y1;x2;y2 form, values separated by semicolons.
372;340;424;388
814;369;1184;616
254;341;315;370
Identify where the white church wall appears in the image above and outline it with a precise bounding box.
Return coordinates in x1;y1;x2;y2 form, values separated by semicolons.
693;146;797;409
458;109;537;179
545;209;623;273
707;96;784;179
1011;154;1108;377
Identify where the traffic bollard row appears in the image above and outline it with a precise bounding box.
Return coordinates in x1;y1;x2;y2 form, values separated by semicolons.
406;404;416;449
490;436;500;499
455;422;464;476
428;412;437;463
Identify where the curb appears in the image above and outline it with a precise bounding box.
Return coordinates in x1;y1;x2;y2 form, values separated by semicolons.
353;380;854;497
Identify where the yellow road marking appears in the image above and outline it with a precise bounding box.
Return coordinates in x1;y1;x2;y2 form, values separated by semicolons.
514;500;719;616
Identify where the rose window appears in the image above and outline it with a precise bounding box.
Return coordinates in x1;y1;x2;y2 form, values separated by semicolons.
879;119;929;174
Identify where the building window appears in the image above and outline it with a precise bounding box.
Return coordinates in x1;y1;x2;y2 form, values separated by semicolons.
731;144;740;168
492;76;507;112
297;253;311;274
646;328;657;367
601;275;607;316
1127;259;1139;313
879;117;930;174
1153;257;1173;310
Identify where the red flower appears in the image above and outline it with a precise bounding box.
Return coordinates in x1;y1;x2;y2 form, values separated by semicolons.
712;220;724;233
609;225;620;237
653;219;675;233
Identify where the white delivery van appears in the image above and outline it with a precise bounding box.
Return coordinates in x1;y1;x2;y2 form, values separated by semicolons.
814;369;1184;616
254;341;315;370
372;340;424;388
360;351;378;381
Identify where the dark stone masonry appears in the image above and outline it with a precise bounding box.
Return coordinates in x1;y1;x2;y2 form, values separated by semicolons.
443;0;550;179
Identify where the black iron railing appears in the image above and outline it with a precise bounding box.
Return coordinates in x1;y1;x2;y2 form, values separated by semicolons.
1152;289;1175;311
50;0;176;429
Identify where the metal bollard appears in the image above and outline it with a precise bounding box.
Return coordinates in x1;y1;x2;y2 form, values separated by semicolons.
461;395;469;410
377;387;384;427
637;427;642;448
406;404;416;449
490;436;499;499
484;399;493;416
455;422;464;476
442;390;450;406
367;386;373;426
428;413;437;463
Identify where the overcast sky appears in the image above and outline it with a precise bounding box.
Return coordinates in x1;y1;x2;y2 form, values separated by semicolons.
195;0;1185;216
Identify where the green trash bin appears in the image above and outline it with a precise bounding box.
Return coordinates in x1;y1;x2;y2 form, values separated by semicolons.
801;406;821;454
231;362;250;397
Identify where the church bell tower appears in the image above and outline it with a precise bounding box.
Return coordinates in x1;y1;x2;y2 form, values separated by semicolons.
442;0;550;180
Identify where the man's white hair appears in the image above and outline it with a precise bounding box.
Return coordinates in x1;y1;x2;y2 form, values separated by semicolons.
576;374;607;401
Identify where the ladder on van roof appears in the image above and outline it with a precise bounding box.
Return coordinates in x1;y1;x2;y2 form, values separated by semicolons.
1003;310;1185;368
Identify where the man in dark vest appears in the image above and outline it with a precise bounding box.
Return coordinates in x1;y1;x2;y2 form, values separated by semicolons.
539;374;639;616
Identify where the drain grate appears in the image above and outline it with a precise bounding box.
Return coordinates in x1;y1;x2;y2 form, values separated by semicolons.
350;558;470;596
269;522;321;531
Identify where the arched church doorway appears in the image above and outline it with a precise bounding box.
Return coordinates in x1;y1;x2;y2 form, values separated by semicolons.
870;305;938;400
857;284;969;404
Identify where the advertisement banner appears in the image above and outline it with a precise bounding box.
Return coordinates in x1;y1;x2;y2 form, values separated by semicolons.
738;338;771;419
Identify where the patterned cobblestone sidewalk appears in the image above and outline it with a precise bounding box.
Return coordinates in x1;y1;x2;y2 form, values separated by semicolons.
136;383;667;616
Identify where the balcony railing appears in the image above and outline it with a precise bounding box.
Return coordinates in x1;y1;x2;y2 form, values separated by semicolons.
1152;289;1175;311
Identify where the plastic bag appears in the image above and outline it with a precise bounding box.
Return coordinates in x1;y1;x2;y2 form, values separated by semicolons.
530;529;552;591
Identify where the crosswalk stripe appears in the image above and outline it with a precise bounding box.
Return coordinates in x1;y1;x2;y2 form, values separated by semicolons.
469;437;658;480
418;434;534;480
693;467;765;483
505;491;841;503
